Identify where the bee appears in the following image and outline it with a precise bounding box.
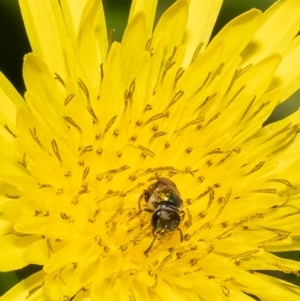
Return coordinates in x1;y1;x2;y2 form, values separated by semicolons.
137;177;185;255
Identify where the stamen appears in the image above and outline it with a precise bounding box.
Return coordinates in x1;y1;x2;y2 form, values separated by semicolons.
185;147;193;154
135;120;143;126
175;116;204;134
4;124;17;137
78;78;90;104
86;106;99;124
205;148;222;155
225;85;246;108
246;101;271;122
18;153;27;168
144;104;152;112
165;90;184;110
208;63;225;84
128;166;178;181
145;37;153;52
129;135;137;142
63;116;82;133
82;166;90;181
39;183;52;189
113;129;119;137
244;161;265;175
54;73;65;87
207;186;215;210
196;93;217;111
214;228;233;240
64;171;72;178
64;94;75;106
185;207;192;227
191;72;212;98
223;65;252;102
151;125;158;132
173;68;184;89
190;42;204;64
161;47;177;81
144;112;168;125
128;78;136;100
4;194;21;199
124;79;136;112
148;271;158;291
29;127;43;147
51;139;62;164
100;63;104;83
79;145;93;156
150;131;167;143
96;148;103;156
108;29;115;53
240;95;256;121
205;112;221;127
234;213;266;227
231;250;260;262
212;189;232;224
26;283;44;299
102;115;117;138
251;189;277;194
88;209;100;223
257;227;290;246
137;145;155;158
221;284;230;297
272;209;300;221
60;212;70;220
47;239;54;254
96;165;130;181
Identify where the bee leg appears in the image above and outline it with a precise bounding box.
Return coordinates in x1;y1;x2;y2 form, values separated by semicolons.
128;190;151;221
128;207;153;222
180;210;185;221
128;210;141;221
175;228;183;242
138;190;147;210
144;233;158;255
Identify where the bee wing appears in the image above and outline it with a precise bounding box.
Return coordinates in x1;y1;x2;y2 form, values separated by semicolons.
156;177;181;197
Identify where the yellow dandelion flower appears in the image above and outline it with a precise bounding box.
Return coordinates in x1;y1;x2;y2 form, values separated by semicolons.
1;0;300;300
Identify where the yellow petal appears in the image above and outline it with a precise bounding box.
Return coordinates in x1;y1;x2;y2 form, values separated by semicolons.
0;134;24;177
0;234;39;271
225;54;281;107
152;0;188;62
0;73;26;122
128;0;158;35
0;219;12;236
253;272;300;300
23;54;64;111
207;9;262;64
60;0;88;37
0;270;45;301
269;36;300;103
0;73;26;143
121;12;147;87
242;0;300;65
77;0;102;91
19;0;68;78
22;239;50;265
182;0;223;66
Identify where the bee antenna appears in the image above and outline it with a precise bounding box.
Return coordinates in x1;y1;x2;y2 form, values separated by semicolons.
144;233;159;255
175;228;183;242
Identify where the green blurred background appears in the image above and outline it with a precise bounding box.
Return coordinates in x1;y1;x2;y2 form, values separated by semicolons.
0;0;299;296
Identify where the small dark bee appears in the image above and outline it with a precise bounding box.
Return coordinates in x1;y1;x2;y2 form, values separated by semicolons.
137;177;185;255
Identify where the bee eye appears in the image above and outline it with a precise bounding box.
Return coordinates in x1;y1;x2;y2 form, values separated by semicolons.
144;191;151;202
